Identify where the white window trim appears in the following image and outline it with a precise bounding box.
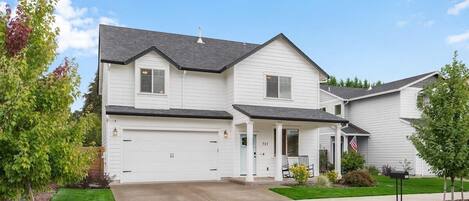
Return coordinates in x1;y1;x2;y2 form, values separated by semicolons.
138;67;168;96
263;73;293;101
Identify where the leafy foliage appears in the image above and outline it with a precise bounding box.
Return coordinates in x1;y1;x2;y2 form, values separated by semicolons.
342;170;376;187
409;52;469;198
364;165;380;176
290;164;310;185
325;170;338;184
75;72;102;146
399;159;412;173
0;1;94;200
381;164;394;176
341;151;365;174
326;76;383;89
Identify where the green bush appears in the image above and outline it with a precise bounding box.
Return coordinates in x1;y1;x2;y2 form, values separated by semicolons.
341;151;365;174
315;175;331;187
290;164;310;185
365;165;379;176
343;170;376;187
325;170;338;183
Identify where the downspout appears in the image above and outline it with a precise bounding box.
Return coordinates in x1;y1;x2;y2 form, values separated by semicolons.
181;70;186;108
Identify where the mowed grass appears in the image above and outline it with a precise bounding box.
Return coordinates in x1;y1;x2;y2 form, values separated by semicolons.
271;176;469;200
52;188;115;201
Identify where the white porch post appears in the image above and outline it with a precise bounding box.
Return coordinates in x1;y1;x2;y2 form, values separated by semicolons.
275;122;283;181
335;124;342;178
343;135;348;153
246;121;254;182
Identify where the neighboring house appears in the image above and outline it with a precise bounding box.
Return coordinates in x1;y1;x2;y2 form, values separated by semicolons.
319;72;439;176
98;25;348;183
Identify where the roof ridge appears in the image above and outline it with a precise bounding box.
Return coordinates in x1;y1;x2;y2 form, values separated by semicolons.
100;24;260;46
371;71;437;89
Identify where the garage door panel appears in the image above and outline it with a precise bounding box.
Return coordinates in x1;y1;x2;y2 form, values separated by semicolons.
122;130;219;183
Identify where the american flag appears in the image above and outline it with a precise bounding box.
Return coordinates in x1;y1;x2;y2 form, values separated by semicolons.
350;136;359;152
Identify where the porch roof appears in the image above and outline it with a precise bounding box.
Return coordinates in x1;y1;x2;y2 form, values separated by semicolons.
106;105;233;119
232;104;348;123
342;123;370;135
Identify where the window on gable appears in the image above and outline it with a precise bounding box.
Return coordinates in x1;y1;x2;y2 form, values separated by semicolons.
266;75;291;99
140;68;165;94
334;104;342;115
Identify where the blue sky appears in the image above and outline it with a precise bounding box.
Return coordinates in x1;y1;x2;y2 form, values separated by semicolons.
29;0;469;111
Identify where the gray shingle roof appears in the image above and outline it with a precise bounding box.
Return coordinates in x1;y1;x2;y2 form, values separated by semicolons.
106;105;232;119
99;25;259;72
342;123;370;134
99;25;329;76
321;71;438;100
233;104;348;123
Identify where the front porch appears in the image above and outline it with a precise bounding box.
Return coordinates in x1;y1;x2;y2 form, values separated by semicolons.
232;104;348;183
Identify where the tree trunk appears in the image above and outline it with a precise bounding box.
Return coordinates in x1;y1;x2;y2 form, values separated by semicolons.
28;182;34;201
461;176;464;201
451;176;455;201
444;175;447;201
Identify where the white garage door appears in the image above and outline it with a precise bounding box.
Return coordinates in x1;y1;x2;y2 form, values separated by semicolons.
122;130;219;183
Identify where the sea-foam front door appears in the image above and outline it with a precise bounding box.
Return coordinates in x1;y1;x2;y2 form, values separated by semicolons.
240;134;257;175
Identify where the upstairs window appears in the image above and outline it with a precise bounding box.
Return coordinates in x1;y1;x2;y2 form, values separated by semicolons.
334;104;342;115
266;75;291;99
140;68;165;94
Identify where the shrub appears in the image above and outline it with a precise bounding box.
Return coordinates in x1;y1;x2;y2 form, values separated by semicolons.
341;151;365;174
290;164;310;185
399;159;413;173
365;165;379;176
381;164;394;176
325;170;338;183
315;175;331;187
343;170;376;187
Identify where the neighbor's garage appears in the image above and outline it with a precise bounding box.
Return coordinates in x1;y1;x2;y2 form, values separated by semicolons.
121;130;219;183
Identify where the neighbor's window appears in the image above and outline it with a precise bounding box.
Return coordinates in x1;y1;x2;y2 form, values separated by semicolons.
274;128;299;157
334;104;342;115
266;75;291;99
140;68;165;94
320;107;326;112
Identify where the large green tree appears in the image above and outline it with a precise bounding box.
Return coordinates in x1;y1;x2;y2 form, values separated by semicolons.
410;53;469;201
0;1;93;200
79;72;102;146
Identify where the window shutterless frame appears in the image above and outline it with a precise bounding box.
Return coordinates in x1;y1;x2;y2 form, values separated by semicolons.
265;74;292;100
139;68;166;95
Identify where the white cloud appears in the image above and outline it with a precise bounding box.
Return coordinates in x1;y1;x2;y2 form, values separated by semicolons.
54;0;119;54
447;30;469;44
448;0;469;15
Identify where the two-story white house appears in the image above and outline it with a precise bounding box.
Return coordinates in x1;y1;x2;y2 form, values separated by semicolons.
98;25;348;183
318;72;439;176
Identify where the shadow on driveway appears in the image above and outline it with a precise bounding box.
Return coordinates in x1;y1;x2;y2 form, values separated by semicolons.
111;181;290;201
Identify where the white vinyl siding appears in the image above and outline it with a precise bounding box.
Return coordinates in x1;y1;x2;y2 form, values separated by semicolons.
400;87;422;119
347;93;417;174
108;63;134;106
233;38;320;109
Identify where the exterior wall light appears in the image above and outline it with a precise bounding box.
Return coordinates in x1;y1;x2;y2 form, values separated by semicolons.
224;130;229;139
112;128;118;136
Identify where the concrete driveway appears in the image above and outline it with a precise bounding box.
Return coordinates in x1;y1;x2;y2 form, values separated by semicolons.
111;181;290;201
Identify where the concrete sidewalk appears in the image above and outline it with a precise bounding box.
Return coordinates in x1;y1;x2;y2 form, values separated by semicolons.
301;192;469;201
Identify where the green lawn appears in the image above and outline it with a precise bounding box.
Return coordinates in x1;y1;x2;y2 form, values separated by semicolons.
52;188;114;201
271;176;469;200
